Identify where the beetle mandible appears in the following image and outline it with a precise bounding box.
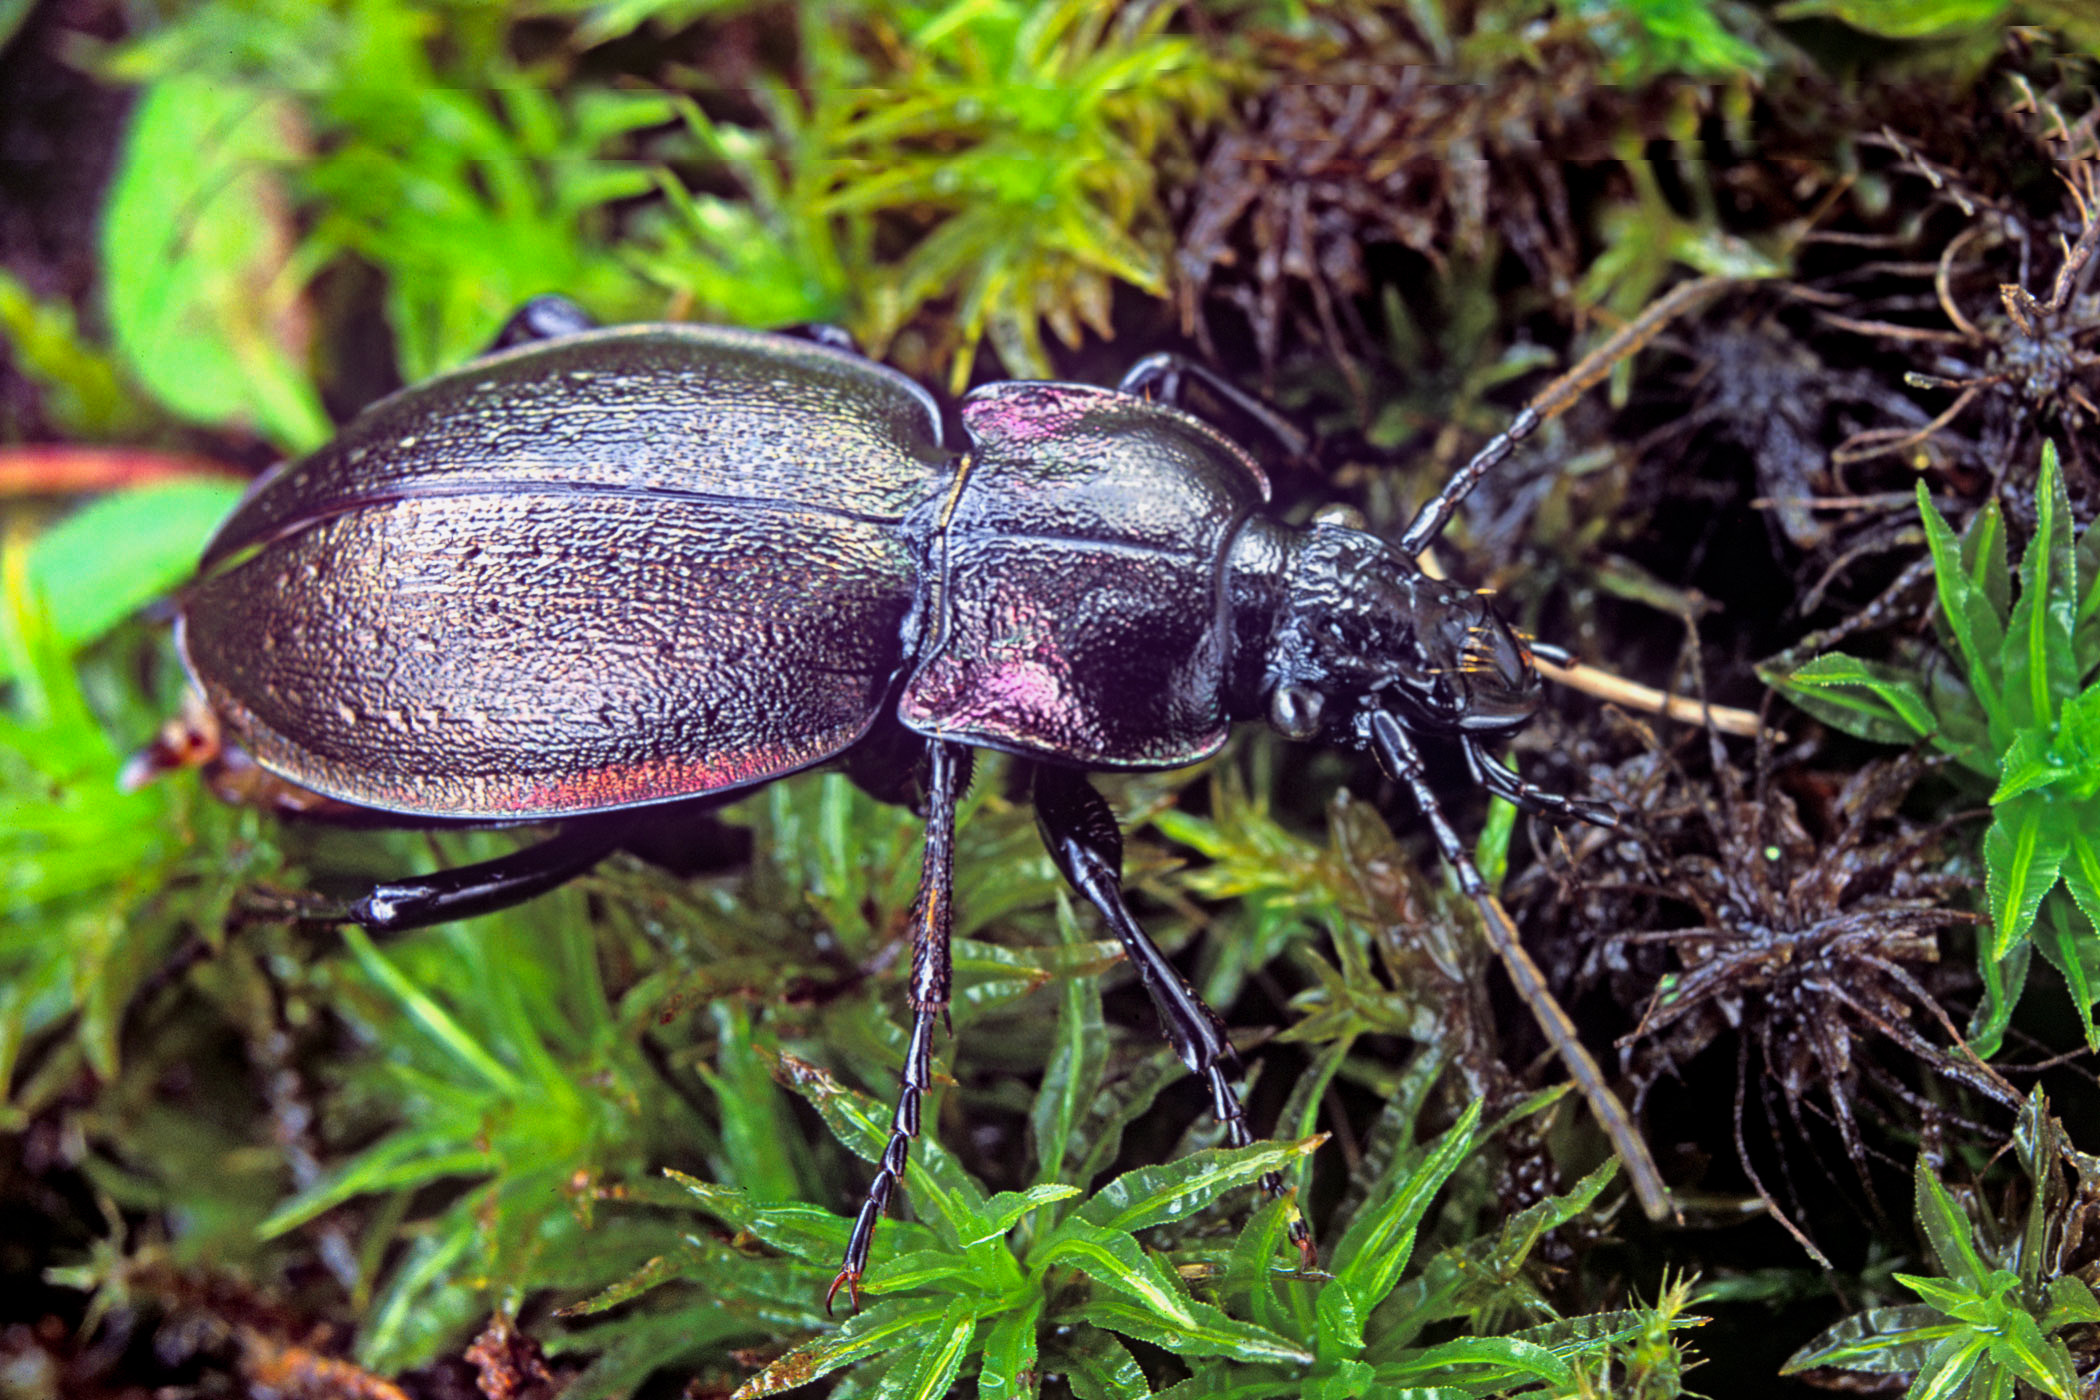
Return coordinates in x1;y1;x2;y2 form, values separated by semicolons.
175;288;1702;1309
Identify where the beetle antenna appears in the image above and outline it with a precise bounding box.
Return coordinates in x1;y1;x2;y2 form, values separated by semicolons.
1364;710;1674;1223
1397;277;1731;560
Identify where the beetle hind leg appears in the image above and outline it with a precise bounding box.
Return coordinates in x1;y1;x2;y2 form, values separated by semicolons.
1032;766;1315;1268
244;815;638;933
830;741;973;1314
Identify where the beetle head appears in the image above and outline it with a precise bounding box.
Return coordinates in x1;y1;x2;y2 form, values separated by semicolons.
1261;519;1541;745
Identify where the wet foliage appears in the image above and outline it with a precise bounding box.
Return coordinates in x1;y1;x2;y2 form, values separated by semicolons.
7;1;2100;1398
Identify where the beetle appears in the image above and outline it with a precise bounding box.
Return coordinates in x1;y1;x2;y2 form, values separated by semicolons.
174;287;1700;1309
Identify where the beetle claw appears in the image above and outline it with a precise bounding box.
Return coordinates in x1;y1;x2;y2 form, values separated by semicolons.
825;1268;862;1315
1290;1218;1318;1271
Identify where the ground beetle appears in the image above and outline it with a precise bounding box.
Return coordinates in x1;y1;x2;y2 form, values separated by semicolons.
173;287;1705;1309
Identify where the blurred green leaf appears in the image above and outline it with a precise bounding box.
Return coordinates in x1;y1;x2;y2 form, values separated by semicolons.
101;80;330;451
1776;0;2010;39
0;479;246;683
0;271;149;437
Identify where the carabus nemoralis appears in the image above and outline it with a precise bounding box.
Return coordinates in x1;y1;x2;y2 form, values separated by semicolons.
173;288;1698;1308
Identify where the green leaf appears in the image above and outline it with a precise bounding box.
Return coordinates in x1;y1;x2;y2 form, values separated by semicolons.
1772;652;1938;742
1894;1272;1986;1316
2054;687;2100;794
665;1171;883;1268
766;1047;989;1247
977;1295;1042;1400
2044;1276;2100;1328
1913;1159;1991;1290
102;79;330;450
1075;1139;1316;1237
1330;1099;1481;1314
1983;1307;2080;1400
970;1185;1083;1244
871;1247;1000;1295
1982;798;2069;959
1032;896;1105;1188
2033;897;2100;1050
2073;514;2100;674
885;1295;978;1400
1780;1305;1954;1375
1314;1276;1365;1363
1967;936;2029;1059
1993;730;2069;803
0;270;148;436
8;481;244;682
1220;1193;1300;1339
1071;1294;1313;1366
1962;497;2012;623
1919;481;2009;739
1380;1334;1575;1391
1036;1219;1198;1328
339;926;524;1097
1774;0;2010;39
2001;443;2079;730
731;1296;952;1397
1908;1332;1987;1400
1061;1331;1150;1400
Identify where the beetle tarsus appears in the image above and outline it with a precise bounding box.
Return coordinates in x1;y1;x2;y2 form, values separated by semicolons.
1460;737;1619;831
824;1266;861;1316
836;742;972;1302
1034;767;1311;1253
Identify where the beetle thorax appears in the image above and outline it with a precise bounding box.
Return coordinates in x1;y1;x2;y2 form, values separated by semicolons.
1229;520;1541;745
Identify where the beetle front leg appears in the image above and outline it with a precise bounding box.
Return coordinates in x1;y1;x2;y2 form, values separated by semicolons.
1364;710;1675;1224
1461;737;1618;829
1032;766;1315;1267
830;740;973;1314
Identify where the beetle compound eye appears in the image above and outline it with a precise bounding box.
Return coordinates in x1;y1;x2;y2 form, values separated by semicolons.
1268;683;1325;740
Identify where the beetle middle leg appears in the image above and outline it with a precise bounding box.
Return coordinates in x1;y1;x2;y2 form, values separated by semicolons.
1033;765;1316;1267
830;740;973;1314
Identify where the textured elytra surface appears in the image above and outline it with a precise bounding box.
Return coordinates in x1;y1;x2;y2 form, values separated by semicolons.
201;324;951;564
182;327;952;818
900;384;1270;767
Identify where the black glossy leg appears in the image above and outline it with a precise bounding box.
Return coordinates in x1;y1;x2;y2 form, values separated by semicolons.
1461;737;1618;829
1032;765;1315;1267
830;741;973;1313
256;815;638;933
1397;276;1730;558
485;295;600;353
1118;352;1312;461
1363;710;1675;1223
